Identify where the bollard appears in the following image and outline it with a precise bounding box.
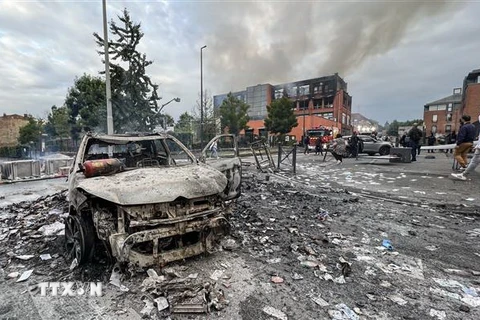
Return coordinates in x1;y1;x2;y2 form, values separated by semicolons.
277;143;282;171
292;144;297;175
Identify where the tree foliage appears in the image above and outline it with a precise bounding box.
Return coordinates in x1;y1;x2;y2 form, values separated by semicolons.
264;97;298;136
44;106;70;139
18;117;43;145
94;9;160;133
65;74;106;137
175;112;194;133
386;119;423;136
219;93;250;135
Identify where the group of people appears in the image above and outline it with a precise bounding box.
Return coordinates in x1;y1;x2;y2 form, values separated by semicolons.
451;115;479;181
306;132;360;165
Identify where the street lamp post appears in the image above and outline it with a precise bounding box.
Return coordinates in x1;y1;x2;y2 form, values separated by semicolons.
102;0;113;135
200;45;207;149
155;97;180;131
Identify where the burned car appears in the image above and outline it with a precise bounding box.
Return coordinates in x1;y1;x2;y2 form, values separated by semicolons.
66;132;241;267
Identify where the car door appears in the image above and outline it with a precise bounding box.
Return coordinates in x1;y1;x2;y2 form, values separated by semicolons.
361;137;375;153
201;134;242;200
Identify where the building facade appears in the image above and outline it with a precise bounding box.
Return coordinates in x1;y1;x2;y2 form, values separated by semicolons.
423;89;462;136
213;73;353;140
462;68;480;119
0;114;30;147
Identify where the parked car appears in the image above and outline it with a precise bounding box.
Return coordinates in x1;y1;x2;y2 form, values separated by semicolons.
66;132;241;267
344;134;393;156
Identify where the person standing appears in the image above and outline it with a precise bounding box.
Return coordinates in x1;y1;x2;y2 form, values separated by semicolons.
303;135;310;154
407;123;422;161
454;115;475;169
449;130;457;154
331;133;346;164
349;131;360;160
451;115;480;180
315;137;323;156
427;132;436;153
209;140;218;158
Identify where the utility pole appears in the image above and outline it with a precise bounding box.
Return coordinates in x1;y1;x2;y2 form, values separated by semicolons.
200;45;206;149
102;0;113;135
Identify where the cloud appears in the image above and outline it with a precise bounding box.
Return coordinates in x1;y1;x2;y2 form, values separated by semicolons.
0;0;479;125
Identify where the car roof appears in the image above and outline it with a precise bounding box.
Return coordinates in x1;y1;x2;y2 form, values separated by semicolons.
87;132;169;144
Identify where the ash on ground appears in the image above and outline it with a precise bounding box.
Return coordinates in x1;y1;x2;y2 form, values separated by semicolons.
1;171;480;320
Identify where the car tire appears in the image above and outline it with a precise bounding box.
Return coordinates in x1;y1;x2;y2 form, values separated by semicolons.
367;152;375;156
379;146;390;156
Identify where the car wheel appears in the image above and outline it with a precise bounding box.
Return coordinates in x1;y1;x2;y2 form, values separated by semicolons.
65;215;95;264
379;146;390;156
367;152;375;156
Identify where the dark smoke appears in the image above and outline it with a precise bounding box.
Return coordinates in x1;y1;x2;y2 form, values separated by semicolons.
187;1;459;93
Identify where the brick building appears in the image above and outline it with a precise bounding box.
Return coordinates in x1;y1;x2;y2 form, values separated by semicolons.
423;89;462;136
0;114;30;147
462;68;480;119
213;73;353;141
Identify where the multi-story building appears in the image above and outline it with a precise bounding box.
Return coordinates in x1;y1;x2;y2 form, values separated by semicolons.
423;88;462;136
423;68;480;137
213;73;353;140
0;114;30;147
462;68;480;119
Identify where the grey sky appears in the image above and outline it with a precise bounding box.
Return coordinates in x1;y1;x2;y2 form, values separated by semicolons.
0;0;479;125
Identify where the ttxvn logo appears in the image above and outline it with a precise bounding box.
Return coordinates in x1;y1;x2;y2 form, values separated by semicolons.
37;282;103;297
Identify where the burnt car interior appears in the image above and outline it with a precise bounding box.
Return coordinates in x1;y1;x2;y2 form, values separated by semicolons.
84;137;194;169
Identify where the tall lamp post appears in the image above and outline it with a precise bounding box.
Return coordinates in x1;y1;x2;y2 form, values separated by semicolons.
200;45;207;149
302;96;310;138
102;0;113;135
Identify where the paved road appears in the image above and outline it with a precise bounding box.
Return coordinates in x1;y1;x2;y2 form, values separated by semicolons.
280;150;480;207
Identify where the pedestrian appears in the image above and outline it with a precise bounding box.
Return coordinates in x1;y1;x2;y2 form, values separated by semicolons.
453;115;475;170
451;116;480;180
331;133;346;164
399;133;407;147
303;135;310;154
407;124;422;161
315;137;323;156
427;132;436;153
209;140;218;158
449;130;457;154
349;131;360;160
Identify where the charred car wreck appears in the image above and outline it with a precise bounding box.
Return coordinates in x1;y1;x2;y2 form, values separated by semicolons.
66;133;241;267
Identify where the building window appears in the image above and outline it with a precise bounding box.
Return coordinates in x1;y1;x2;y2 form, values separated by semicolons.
447;103;452;112
347;115;350;126
445;125;451;133
446;113;452;122
432;125;437;133
342;113;346;124
432;114;438;123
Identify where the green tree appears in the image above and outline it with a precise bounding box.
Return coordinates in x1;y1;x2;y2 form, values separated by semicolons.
264;97;298;139
219;92;250;135
175;112;194;133
18;117;43;145
94;9;160;133
386;120;400;136
64;74;106;138
44;106;71;150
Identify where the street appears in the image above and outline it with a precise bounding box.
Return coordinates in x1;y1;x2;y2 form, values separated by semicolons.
1;152;479;320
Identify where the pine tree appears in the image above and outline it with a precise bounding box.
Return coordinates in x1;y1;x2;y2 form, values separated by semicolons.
94;9;160;133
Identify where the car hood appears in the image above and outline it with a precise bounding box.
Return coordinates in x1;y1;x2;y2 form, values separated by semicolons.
76;164;227;205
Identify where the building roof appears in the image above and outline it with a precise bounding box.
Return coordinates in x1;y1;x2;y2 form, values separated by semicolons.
425;93;462;106
466;68;480;81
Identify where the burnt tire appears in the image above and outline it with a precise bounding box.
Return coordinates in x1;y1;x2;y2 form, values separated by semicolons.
379;146;390;156
65;215;95;264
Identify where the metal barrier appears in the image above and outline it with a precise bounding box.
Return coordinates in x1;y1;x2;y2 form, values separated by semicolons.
250;141;276;173
0;160;41;180
276;143;297;175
